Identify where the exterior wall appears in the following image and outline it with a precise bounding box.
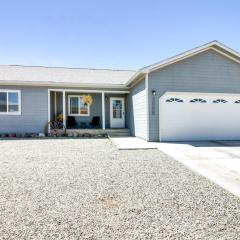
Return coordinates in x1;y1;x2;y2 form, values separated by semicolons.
0;86;48;134
56;92;63;116
0;85;128;134
50;91;55;121
126;79;147;139
148;50;240;141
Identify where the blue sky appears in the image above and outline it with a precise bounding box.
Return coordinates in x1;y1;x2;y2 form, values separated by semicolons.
0;0;239;70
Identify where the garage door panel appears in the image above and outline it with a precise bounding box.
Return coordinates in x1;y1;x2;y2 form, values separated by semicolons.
160;93;240;141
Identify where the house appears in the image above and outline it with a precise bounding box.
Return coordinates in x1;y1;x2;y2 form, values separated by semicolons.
1;40;240;141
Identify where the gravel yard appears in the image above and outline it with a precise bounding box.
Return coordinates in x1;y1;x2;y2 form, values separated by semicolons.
0;138;240;240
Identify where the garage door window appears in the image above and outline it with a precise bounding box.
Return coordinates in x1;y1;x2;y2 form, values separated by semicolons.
166;98;183;103
213;99;227;103
190;98;207;103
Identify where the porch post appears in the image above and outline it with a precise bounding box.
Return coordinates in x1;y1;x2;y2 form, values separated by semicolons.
102;92;105;129
62;90;66;127
48;89;51;133
54;92;57;119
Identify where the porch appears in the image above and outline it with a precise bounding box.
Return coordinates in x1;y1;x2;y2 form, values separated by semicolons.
48;89;129;134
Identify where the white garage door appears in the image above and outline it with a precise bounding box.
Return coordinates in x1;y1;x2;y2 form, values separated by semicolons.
159;92;240;141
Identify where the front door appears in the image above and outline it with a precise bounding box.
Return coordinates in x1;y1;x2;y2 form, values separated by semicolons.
110;97;125;128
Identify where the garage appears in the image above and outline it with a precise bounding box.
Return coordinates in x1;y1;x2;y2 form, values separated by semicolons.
159;92;240;141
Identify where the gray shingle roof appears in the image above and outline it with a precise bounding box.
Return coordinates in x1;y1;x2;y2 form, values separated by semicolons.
0;65;136;86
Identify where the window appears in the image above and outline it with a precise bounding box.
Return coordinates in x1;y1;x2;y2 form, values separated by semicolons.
213;99;227;103
166;98;183;103
112;100;122;118
190;98;207;103
68;95;90;116
0;90;21;115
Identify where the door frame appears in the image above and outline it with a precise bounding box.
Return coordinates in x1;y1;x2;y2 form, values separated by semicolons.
110;97;125;128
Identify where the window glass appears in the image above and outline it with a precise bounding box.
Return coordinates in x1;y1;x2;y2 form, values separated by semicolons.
166;98;183;103
0;92;7;112
69;96;89;115
113;100;122;119
213;99;227;103
8;92;19;112
190;98;207;103
79;97;89;115
70;97;79;114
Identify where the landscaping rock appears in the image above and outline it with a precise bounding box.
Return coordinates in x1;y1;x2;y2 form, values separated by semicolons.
0;139;239;239
73;132;78;137
67;132;73;137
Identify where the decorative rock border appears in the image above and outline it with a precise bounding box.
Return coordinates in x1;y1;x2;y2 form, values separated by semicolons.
0;132;108;138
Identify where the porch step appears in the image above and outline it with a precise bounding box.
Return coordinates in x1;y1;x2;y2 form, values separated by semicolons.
107;129;131;137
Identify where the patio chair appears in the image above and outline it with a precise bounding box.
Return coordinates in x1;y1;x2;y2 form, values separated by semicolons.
89;116;101;128
67;116;77;129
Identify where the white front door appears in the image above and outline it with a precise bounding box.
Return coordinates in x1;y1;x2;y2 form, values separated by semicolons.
110;97;125;128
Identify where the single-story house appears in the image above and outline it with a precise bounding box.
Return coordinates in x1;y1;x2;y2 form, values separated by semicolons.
1;40;240;141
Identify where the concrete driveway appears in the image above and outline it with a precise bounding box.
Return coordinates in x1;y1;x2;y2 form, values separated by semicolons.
157;140;240;198
111;137;240;198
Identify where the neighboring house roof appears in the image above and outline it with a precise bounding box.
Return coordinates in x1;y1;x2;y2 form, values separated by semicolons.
0;65;136;88
0;41;239;88
126;41;240;86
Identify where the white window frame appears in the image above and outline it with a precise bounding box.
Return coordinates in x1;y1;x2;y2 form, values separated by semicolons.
0;90;21;115
68;95;90;116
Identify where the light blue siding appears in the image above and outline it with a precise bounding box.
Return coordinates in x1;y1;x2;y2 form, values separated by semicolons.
148;50;240;141
0;86;48;134
0;86;127;133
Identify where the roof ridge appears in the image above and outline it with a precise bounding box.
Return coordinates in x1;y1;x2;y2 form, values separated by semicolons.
0;64;136;72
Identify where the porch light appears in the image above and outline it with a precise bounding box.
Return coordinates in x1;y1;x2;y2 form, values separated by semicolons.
152;90;156;96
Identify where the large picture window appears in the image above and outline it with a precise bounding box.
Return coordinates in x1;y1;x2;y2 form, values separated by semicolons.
0;90;21;115
68;95;90;116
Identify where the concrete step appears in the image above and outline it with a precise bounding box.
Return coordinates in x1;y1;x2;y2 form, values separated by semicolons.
108;129;131;137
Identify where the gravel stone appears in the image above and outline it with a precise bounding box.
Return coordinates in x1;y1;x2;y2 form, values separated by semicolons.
0;138;240;239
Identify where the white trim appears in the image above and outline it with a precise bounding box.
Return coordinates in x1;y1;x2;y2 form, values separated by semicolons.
163;91;240;97
0;89;21;115
126;41;240;86
62;91;66;127
68;95;90;116
102;92;105;129
48;89;130;94
159;97;162;142
145;73;149;141
48;89;50;133
54;91;57;119
210;47;240;64
149;48;211;73
129;74;146;88
148;46;240;73
0;81;130;89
